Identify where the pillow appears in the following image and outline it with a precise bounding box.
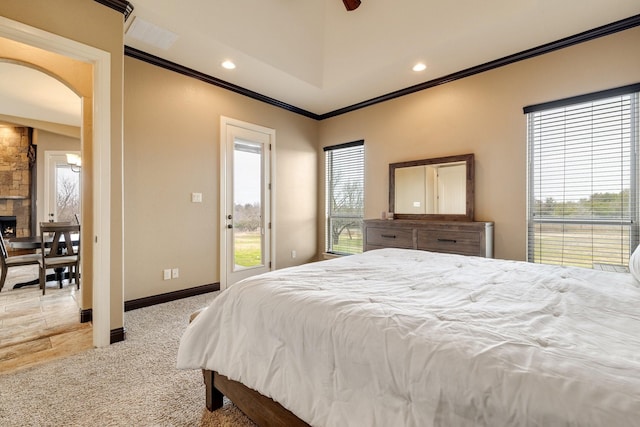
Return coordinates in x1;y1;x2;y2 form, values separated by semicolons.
629;245;640;282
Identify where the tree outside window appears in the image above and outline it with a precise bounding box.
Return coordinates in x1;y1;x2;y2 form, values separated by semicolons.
325;141;364;255
56;165;80;223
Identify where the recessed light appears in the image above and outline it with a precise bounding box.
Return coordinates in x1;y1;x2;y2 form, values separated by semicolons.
412;63;427;72
221;60;236;70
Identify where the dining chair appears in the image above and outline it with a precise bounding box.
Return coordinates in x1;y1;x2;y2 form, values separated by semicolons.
0;233;40;292
39;222;80;295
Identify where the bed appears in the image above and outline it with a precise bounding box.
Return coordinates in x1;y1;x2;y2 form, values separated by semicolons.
177;248;640;426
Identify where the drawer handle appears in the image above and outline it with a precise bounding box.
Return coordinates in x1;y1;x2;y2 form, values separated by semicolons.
437;238;457;243
381;234;396;239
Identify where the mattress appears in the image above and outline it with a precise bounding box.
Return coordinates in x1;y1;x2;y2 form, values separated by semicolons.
177;248;640;426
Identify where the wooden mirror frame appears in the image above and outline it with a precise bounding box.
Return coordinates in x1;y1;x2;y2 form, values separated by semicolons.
389;153;474;221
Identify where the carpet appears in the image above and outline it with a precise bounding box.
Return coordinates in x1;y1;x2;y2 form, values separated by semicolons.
0;292;257;426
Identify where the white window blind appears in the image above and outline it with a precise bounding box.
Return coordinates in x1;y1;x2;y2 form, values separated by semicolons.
325;140;365;255
525;84;640;269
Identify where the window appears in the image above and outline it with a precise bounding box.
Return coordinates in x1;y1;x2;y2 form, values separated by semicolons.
55;164;81;223
325;140;365;255
525;84;640;269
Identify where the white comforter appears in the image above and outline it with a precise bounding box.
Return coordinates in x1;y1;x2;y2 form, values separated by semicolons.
177;248;640;427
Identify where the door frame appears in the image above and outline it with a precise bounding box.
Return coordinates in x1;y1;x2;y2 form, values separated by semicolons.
0;16;112;347
219;116;276;290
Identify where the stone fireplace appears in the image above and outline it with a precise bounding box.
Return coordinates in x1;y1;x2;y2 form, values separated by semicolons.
0;126;34;238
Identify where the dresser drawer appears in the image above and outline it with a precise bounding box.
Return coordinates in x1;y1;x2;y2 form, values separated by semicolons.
366;227;414;249
416;229;481;256
363;219;493;258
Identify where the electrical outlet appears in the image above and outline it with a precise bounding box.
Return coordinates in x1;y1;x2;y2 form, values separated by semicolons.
172;268;179;279
191;192;202;203
163;269;171;280
291;250;297;259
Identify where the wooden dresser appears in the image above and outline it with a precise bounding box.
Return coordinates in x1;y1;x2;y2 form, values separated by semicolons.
363;219;494;258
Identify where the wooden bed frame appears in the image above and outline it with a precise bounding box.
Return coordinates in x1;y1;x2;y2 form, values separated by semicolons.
203;369;310;427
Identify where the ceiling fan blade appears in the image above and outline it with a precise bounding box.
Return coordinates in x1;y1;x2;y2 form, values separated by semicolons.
343;0;361;11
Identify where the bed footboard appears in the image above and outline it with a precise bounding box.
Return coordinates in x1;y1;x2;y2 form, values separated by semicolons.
203;369;310;427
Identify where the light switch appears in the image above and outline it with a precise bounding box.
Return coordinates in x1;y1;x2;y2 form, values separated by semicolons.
191;192;203;203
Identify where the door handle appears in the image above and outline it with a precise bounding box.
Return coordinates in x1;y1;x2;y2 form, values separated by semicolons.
227;224;233;229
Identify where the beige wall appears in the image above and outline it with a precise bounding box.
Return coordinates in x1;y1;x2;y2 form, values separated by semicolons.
1;0;125;330
123;57;318;300
318;26;640;261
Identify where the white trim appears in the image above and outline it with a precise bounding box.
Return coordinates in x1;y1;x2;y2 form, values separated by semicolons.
92;44;112;348
219;116;276;290
219;118;228;290
0;17;112;347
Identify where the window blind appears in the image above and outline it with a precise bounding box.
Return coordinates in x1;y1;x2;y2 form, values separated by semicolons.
526;85;640;269
325;141;365;255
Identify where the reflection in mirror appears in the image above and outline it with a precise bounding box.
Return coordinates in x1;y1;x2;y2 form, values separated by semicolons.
395;162;466;214
390;154;474;221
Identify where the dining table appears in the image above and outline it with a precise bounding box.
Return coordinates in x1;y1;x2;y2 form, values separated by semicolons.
7;234;80;289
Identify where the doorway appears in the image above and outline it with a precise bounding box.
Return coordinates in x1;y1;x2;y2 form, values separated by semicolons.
220;117;275;288
436;163;466;214
44;151;81;224
0;16;112;347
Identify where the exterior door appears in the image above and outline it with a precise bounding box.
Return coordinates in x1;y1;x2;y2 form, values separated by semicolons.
44;151;81;225
220;117;274;289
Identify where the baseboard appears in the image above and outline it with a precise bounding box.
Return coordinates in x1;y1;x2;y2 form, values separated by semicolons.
79;309;125;343
110;327;126;344
78;284;219;343
80;308;92;323
124;283;220;312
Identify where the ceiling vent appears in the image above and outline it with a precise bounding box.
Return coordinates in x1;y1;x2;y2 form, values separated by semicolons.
126;16;179;50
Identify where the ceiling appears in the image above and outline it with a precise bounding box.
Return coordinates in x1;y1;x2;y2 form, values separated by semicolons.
124;0;640;115
0;62;81;127
1;0;639;126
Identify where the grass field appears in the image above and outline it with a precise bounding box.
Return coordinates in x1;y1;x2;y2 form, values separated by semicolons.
532;224;631;268
331;229;363;254
234;231;262;267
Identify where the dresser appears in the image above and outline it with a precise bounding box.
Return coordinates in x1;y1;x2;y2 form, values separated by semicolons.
363;219;494;258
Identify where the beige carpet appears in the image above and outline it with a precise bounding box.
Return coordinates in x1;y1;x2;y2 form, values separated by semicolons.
0;291;257;426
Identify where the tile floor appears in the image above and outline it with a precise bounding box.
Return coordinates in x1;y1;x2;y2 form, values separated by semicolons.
0;285;92;374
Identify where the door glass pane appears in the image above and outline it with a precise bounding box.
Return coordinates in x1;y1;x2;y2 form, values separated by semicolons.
56;164;80;223
233;140;263;269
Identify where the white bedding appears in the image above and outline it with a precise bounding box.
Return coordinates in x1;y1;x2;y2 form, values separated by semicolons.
177;248;640;426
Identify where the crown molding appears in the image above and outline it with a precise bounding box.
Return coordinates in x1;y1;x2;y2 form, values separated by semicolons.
122;12;639;121
124;46;320;120
320;13;640;119
93;0;134;21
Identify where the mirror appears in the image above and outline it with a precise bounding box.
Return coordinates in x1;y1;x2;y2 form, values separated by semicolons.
389;153;474;221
